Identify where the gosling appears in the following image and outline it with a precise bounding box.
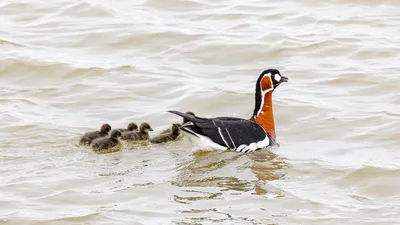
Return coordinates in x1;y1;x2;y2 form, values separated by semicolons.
91;130;122;153
121;122;153;141
79;123;111;145
150;124;181;144
117;122;138;132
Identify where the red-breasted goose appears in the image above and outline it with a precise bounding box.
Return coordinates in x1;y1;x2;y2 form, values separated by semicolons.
168;69;288;153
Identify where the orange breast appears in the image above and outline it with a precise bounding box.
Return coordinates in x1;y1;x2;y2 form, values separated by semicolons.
253;92;276;140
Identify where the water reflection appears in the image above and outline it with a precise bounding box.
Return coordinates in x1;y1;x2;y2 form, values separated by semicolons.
173;190;223;204
248;150;288;196
175;208;234;224
171;148;287;223
173;149;287;191
171;150;250;191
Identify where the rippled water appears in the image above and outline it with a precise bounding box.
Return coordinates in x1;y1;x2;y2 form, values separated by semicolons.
1;0;400;224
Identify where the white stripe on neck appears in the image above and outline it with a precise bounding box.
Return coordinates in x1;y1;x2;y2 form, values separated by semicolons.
256;87;273;117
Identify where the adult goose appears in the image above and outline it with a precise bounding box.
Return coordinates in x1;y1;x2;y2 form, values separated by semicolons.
168;69;288;153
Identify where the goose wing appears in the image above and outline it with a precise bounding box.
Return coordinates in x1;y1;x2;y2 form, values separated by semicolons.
168;111;272;152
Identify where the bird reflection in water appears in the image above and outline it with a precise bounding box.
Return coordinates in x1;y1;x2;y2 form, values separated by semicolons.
170;148;287;223
171;147;288;198
248;149;288;196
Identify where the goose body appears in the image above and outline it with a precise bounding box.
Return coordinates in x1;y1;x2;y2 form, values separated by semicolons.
168;69;288;153
169;112;273;152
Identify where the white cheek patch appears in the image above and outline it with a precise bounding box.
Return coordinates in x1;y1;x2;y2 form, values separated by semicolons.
274;74;281;82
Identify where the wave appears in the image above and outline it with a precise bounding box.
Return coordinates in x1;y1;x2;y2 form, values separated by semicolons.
0;58;134;82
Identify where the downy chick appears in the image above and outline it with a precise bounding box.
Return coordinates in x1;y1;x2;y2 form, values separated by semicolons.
121;122;153;141
91;130;122;153
79;123;111;145
150;124;180;144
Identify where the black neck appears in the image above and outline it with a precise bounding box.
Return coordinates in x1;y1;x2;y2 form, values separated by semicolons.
252;79;262;118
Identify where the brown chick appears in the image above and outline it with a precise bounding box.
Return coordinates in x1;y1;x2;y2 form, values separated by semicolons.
79;123;111;145
121;122;153;141
150;124;180;144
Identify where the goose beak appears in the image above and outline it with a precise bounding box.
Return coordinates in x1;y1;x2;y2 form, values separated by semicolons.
280;76;289;83
149;128;154;131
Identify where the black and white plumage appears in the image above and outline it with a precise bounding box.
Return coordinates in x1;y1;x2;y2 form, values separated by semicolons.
168;111;275;153
168;69;288;153
159;111;195;135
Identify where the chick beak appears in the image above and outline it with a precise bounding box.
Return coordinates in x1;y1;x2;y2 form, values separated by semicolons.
280;76;289;83
149;127;154;131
